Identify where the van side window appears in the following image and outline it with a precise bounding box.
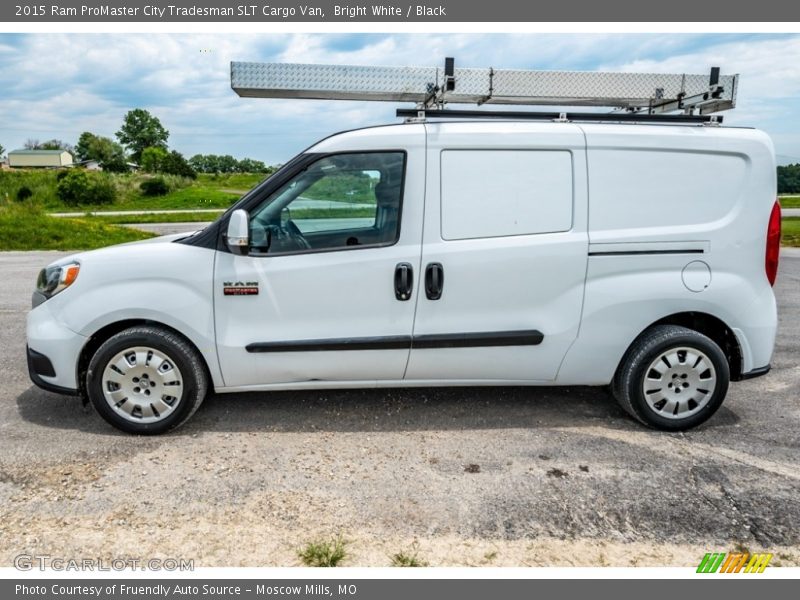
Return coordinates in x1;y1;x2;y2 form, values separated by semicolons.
248;152;405;255
440;150;573;240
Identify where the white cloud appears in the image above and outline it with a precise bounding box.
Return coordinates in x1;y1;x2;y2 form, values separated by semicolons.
597;36;800;142
605;36;800;99
1;34;799;163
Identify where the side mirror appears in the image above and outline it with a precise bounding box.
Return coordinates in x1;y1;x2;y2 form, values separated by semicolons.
225;209;250;256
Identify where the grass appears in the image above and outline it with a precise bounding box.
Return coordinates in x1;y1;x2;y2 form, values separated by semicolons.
4;169;798;247
0;201;154;250
779;196;800;208
782;217;800;247
297;536;347;567
390;546;428;567
0;170;61;205
0;170;262;213
0;169;379;214
197;172;268;191
108;186;239;211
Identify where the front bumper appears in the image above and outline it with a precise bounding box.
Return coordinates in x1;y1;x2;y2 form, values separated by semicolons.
26;302;87;393
27;346;79;396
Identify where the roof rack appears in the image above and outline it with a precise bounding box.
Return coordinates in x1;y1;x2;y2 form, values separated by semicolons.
395;108;722;124
231;57;737;122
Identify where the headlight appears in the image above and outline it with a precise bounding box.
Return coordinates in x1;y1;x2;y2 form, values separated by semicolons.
35;262;80;301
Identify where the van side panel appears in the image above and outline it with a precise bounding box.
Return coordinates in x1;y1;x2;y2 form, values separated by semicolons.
557;125;777;385
406;121;589;382
588;150;748;235
440;149;573;239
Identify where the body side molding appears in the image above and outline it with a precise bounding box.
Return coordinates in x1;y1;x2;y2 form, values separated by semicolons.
246;330;544;353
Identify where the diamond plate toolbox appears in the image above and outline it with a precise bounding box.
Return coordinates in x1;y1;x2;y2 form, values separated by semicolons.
231;61;737;110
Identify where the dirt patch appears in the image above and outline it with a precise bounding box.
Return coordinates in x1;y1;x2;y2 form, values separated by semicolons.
2;510;799;568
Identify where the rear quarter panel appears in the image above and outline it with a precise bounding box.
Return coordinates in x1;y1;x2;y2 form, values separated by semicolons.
558;125;777;384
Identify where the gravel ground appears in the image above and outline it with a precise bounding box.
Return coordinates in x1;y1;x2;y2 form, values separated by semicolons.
0;250;798;567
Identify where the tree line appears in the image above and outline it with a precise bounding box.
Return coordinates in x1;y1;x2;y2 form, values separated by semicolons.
188;154;272;174
777;164;800;194
1;109;273;177
4;123;796;189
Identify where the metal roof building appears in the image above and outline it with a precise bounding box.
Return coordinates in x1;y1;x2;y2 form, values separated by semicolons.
7;149;74;168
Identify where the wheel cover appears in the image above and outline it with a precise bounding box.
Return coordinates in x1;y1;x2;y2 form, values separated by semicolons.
642;346;717;420
101;346;183;424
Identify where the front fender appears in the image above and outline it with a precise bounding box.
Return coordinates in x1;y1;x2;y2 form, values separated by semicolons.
44;242;224;387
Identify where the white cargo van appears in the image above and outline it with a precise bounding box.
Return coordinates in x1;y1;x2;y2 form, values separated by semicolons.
25;61;782;434
26;119;781;434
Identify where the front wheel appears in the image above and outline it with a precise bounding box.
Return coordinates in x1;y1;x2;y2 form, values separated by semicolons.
612;325;730;431
86;326;208;434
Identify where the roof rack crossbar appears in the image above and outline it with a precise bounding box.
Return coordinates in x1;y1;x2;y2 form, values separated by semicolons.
395;108;722;124
231;58;737;116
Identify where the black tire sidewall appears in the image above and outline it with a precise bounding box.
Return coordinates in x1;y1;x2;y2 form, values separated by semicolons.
87;330;200;435
626;332;730;431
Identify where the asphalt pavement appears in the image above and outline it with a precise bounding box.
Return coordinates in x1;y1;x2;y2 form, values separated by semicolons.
0;249;798;567
121;222;207;235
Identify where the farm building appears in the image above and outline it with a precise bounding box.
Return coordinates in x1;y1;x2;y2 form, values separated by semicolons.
8;149;74;168
73;159;103;171
71;159;139;172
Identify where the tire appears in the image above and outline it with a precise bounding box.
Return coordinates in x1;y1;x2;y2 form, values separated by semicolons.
86;326;208;434
612;325;730;431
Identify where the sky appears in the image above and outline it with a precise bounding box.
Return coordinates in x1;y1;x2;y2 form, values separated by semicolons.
1;33;800;165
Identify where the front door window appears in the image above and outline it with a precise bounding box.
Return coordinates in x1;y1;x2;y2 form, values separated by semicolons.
248;152;405;255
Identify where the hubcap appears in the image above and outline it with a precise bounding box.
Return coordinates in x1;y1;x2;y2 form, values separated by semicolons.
101;346;183;424
642;346;716;420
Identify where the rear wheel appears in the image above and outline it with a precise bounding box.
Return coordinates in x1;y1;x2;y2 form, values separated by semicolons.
612;325;729;430
86;326;208;434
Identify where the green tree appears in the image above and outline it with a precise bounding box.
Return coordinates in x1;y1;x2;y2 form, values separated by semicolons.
0;142;5;158
92;138;128;173
116;109;169;163
778;164;800;194
23;138;73;153
236;158;268;173
140;146;169;173
75;132;128;172
188;154;210;172
39;139;72;152
160;150;196;179
189;153;274;174
74;132;98;161
141;148;195;178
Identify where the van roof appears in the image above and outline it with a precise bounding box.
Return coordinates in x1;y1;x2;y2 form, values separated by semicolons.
306;119;759;150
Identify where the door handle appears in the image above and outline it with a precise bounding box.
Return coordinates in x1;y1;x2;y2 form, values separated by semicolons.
425;263;444;300
394;262;413;301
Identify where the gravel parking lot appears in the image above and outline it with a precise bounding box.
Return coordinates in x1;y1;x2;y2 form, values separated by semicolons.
1;250;798;567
